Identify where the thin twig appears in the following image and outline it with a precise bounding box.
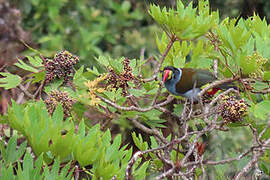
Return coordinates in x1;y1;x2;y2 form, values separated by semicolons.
97;95;174;112
130;118;168;144
155;167;176;180
251;88;270;94
198;77;239;99
125;151;143;180
143;35;176;82
18;84;35;99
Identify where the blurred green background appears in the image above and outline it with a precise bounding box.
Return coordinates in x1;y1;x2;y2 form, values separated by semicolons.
2;0;270;68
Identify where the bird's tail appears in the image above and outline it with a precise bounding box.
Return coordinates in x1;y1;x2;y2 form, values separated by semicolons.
217;82;238;90
207;82;238;96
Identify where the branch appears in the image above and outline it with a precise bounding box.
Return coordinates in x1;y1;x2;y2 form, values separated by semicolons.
155;167;177;180
198;76;240;99
143;35;176;82
18;84;35;99
233;127;270;179
125;151;144;180
130;118;168;144
251;88;270;94
97;95;174;112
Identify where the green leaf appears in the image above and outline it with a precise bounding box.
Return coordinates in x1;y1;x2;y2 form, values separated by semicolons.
33;154;44;179
51;157;60;178
30;71;46;84
6;136;18;164
27;56;43;67
15;59;39;73
173;104;184;116
78;120;85;137
59;161;73;178
102;129;112;147
132;132;148;151
250;100;270;120
51;105;64;124
150;136;158;149
252;80;269;91
105;134;121;162
263;71;270;80
1;164;15;180
0;73;22;89
16;141;27;162
134;161;149;180
128;89;145;97
44;79;64;94
109;58;124;74
96;56;110;67
86;66;100;76
21;151;33;179
74;65;84;80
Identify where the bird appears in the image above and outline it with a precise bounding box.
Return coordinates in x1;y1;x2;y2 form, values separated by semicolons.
162;66;234;101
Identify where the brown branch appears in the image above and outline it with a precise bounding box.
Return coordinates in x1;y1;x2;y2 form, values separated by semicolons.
97;95;174;112
155;167;177;180
151;81;163;106
16;80;32;104
125;151;143;180
143;35;176;82
198;76;240;106
233;128;270;179
130;118;168;144
233;150;263;180
18;84;35;99
251;88;270;94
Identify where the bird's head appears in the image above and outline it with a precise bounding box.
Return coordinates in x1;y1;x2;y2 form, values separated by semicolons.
162;66;180;83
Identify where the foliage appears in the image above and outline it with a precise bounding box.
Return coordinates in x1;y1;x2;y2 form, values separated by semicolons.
10;0;158;67
1;0;270;179
0;136;74;180
3;101;147;179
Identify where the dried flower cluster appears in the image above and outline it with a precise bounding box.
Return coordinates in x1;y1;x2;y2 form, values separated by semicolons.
84;74;107;106
106;58;135;95
218;95;248;123
45;90;75;119
43;50;79;84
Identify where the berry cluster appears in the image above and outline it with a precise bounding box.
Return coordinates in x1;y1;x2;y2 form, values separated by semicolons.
218;95;248;123
45;90;76;119
202;93;213;104
43;50;79;84
107;58;135;95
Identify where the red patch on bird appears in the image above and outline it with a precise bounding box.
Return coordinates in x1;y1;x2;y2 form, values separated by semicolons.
207;87;220;96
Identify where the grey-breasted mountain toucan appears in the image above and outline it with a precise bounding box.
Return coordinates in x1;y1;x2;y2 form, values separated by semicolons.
162;66;235;101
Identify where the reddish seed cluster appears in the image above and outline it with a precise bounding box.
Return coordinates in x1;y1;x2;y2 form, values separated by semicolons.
106;58;135;95
218;95;248;123
45;90;76;119
43;50;79;84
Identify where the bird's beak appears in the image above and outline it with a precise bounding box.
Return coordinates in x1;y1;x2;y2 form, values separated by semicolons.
163;70;171;83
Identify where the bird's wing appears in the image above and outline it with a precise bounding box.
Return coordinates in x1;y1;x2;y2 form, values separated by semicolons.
175;69;217;94
175;68;195;94
192;69;217;88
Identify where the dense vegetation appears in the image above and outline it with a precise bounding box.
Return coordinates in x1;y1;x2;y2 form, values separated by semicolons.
0;0;270;179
